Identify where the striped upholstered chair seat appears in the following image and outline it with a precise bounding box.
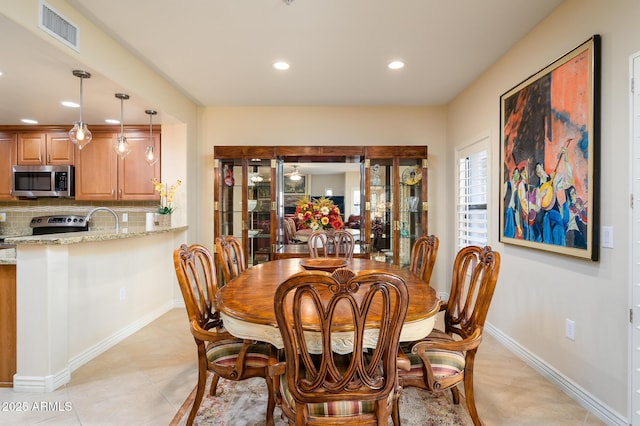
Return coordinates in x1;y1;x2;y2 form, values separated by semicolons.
206;339;271;369
400;330;465;382
278;352;394;419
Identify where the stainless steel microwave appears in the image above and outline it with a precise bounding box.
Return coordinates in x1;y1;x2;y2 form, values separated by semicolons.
11;165;75;198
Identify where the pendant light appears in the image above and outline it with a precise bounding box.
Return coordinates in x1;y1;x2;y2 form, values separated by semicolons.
144;109;159;166
113;93;132;159
68;70;92;149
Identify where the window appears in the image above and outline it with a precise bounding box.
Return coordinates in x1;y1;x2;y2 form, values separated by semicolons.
456;138;489;250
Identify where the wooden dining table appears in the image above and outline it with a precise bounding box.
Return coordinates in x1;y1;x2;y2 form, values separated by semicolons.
216;258;441;354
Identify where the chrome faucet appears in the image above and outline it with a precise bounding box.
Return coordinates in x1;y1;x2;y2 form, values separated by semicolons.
86;207;120;233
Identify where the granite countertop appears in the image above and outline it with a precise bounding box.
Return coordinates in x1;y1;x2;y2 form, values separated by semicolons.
0;242;16;265
3;224;188;246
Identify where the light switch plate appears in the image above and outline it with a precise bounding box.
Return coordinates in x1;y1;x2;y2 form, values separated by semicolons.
601;226;613;248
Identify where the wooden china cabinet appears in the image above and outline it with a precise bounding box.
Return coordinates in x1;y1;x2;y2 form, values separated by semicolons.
213;145;428;272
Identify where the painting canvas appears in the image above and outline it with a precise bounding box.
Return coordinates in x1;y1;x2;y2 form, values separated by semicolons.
284;176;306;194
499;35;601;261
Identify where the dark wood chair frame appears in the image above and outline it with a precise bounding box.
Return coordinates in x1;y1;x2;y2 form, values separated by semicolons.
173;243;275;426
215;235;247;283
409;234;439;284
270;268;409;425
307;229;355;259
400;245;500;426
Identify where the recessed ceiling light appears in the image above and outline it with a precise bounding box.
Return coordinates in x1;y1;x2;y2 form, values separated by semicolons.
273;61;290;70
388;61;405;70
21;119;38;124
105;119;120;124
0;71;3;77
62;101;79;108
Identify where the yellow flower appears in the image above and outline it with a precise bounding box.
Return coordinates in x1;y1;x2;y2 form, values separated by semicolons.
153;178;182;214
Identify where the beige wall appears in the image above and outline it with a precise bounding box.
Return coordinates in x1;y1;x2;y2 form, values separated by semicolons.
448;0;639;418
199;106;448;257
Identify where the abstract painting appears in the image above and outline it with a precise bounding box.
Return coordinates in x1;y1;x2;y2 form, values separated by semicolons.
499;35;601;260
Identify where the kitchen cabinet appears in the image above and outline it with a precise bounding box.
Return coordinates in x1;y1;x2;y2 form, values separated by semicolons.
0;264;16;387
17;132;74;165
0;132;17;200
214;145;429;267
75;129;161;200
365;146;428;267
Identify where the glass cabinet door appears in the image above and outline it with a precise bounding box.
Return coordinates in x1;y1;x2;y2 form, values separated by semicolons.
366;151;427;267
398;158;424;268
218;158;244;244
247;159;272;266
368;159;394;264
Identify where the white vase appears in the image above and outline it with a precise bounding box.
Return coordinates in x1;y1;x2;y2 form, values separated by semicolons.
154;213;171;227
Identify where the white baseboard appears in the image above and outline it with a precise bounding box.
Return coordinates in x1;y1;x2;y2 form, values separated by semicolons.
485;323;627;426
13;368;70;393
13;303;174;392
67;302;175;373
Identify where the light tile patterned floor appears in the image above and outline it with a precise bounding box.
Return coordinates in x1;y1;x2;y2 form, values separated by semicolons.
0;309;605;425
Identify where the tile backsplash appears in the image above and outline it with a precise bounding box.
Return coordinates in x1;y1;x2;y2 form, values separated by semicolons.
0;199;158;235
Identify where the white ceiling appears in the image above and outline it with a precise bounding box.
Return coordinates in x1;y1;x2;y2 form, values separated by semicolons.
0;0;564;126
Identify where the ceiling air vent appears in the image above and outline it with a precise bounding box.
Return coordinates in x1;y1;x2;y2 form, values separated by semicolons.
38;0;80;52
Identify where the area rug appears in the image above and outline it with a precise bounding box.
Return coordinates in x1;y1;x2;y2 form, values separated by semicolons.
171;376;473;425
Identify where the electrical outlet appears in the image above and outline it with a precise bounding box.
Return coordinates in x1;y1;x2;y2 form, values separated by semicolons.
119;287;126;301
565;319;575;340
122;213;128;223
0;212;6;222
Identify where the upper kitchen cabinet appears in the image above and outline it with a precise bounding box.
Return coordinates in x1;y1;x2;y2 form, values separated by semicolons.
0;132;17;200
17;132;74;165
75;127;161;201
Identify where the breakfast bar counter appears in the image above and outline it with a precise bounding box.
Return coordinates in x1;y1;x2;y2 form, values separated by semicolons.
4;224;187;245
8;224;187;392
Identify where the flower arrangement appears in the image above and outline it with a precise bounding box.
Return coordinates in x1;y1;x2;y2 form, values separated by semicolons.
152;178;182;214
295;196;344;231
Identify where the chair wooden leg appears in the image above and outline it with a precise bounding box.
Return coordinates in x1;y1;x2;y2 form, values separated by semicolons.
391;392;401;426
209;373;221;396
463;366;482;426
188;354;209;426
451;386;460;404
265;375;276;426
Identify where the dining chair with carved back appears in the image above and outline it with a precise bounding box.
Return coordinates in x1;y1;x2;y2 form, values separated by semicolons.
172;243;276;426
269;267;409;426
399;245;501;426
307;229;355;259
284;218;306;244
409;234;440;284
215;235;247;284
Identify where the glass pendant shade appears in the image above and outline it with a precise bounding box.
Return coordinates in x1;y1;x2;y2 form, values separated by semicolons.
145;145;159;166
69;121;92;149
113;93;131;159
113;135;132;159
69;70;92;149
144;109;159;166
